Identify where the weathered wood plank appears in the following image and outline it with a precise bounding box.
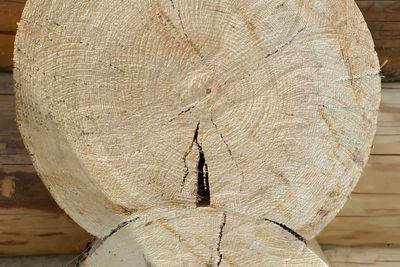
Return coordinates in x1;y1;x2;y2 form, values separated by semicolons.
357;1;400;81
373;86;400;154
317;216;400;246
0;33;14;72
0;0;24;71
338;193;400;217
368;21;400;40
0;165;93;256
356;1;400;22
0;0;24;33
0;208;93;256
354;155;400;194
0;72;12;95
322;245;400;267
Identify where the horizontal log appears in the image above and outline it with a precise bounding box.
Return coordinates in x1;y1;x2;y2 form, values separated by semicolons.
338;193;400;217
0;164;93;256
322;245;400;267
0;72;13;95
354;155;400;194
356;1;400;22
0;0;24;71
317;216;400;246
368;22;400;40
0;208;93;256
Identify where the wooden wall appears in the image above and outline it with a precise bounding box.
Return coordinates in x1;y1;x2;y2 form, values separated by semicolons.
0;0;400;257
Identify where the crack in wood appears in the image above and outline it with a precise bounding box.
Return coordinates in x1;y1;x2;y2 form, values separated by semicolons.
180;123;198;191
217;212;227;266
263;218;304;242
193;122;210;207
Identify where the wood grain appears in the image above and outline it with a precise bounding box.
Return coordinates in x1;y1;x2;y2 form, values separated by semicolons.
0;1;397;258
1;0;400;80
356;1;400;81
322;245;400;267
354;155;400;194
317;216;400;246
0;208;93;256
1;73;398;251
0;165;93;256
0;76;93;255
0;0;25;71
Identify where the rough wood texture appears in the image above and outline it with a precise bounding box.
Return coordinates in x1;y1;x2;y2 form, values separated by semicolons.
13;0;379;264
82;210;327;266
356;1;400;81
2;0;400;81
1;83;398;253
0;74;93;256
322;245;400;267
0;166;93;256
0;0;25;71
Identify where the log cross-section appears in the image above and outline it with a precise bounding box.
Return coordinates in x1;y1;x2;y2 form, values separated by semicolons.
13;0;380;265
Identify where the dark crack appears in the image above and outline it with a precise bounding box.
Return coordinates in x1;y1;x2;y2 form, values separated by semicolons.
104;217;141;241
74;240;99;267
180;123;199;191
193;122;210;207
217;212;227;266
169;102;198;122
263;218;304;242
75;217;140;266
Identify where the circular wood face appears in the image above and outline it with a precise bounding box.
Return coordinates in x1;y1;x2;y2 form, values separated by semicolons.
15;0;380;239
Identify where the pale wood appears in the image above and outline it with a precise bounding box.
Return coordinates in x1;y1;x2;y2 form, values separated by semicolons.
307;239;330;266
3;1;400;80
322;245;400;267
13;0;380;264
83;209;327;266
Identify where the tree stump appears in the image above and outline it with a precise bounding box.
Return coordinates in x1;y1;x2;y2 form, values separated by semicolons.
14;0;380;265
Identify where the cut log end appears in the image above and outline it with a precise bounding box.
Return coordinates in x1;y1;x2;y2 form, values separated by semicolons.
80;209;328;267
14;0;380;265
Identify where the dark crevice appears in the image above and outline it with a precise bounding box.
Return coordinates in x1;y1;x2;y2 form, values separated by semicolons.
104;217;141;241
217;212;227;266
263;218;304;242
180;123;198;191
169;103;198;122
177;9;185;33
75;239;99;267
75;217;140;266
194;122;210;207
